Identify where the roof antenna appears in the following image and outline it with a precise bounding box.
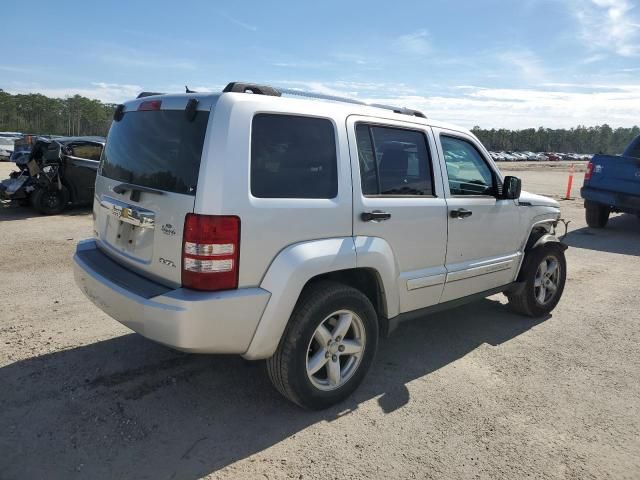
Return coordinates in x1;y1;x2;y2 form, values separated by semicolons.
185;85;196;93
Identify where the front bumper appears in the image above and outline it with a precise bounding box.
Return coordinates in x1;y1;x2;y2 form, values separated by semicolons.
73;239;271;354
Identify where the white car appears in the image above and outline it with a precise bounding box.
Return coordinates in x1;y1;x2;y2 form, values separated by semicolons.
0;137;16;161
74;82;567;409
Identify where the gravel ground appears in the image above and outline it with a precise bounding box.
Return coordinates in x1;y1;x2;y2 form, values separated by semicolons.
0;161;638;480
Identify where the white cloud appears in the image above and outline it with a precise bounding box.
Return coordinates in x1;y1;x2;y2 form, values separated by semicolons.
0;65;36;74
220;12;257;31
394;29;431;55
330;53;371;65
275;80;417;98
367;85;640;129
101;53;196;70
272;60;334;69
571;0;640;56
276;80;640;129
497;50;546;82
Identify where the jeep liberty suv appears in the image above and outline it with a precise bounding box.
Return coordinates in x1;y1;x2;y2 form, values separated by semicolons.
74;82;567;409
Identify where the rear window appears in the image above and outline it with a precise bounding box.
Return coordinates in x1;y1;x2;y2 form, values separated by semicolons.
100;110;209;195
624;136;640;158
251;114;337;199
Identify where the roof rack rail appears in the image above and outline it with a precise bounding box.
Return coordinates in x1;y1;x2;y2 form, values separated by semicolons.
278;88;367;106
279;87;426;118
137;92;165;99
223;82;281;97
369;103;427;118
222;81;427;118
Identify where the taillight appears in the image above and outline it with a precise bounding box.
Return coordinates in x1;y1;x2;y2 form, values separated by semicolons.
138;100;162;111
584;162;594;183
182;214;240;291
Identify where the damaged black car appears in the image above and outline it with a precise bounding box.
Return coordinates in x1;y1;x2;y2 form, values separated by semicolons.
0;136;104;215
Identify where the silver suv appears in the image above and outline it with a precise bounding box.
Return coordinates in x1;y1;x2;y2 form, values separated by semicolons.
74;82;567;409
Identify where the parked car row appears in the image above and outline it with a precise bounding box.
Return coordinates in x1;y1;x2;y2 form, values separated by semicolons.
0;132;63;161
489;151;592;162
0;135;19;161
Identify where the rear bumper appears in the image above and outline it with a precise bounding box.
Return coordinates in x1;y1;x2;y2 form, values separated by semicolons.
581;186;640;214
73;239;271;354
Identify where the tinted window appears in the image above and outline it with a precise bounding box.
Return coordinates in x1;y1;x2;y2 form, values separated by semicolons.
69;143;103;160
441;136;495;196
100;110;209;195
251;114;337;198
355;124;433;196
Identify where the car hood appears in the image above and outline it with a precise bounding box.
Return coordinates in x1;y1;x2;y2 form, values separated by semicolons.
518;190;560;208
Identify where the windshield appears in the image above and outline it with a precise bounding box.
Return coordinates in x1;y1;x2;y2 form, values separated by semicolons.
100;109;210;195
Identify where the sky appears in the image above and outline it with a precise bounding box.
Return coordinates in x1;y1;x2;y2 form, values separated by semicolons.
2;0;640;129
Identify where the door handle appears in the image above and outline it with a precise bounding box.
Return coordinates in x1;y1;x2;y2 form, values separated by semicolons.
361;210;391;222
450;208;472;219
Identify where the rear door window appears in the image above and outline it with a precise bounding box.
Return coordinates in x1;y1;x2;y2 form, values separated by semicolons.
100;110;209;195
251;114;338;199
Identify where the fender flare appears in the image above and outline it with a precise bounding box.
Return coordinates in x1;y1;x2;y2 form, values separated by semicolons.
242;236;401;360
530;233;568;251
243;237;357;359
511;233;567;292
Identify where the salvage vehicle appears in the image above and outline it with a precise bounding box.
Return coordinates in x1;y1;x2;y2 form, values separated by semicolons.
73;83;567;409
0;136;104;214
581;135;640;228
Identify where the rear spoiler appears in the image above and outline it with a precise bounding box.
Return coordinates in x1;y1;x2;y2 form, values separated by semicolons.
136;92;165;99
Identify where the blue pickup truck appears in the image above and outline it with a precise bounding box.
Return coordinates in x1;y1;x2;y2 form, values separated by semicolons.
581;135;640;228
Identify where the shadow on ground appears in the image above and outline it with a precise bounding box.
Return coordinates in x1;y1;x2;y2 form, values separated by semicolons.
0;200;91;221
0;299;547;479
565;213;640;256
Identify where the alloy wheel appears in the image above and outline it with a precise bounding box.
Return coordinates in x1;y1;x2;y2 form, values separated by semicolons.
534;256;561;305
305;309;366;391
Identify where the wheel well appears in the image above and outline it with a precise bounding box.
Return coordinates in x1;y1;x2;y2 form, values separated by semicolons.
525;225;550;251
303;268;388;332
518;223;561;283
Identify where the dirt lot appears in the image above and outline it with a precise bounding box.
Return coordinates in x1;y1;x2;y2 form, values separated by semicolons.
1;161;638;480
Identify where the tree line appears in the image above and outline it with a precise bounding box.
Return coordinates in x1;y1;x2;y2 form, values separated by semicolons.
0;90;638;153
0;90;115;137
471;125;640;155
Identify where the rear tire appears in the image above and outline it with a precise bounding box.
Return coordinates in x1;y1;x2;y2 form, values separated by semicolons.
266;281;379;410
507;243;566;317
585;200;609;228
31;186;69;215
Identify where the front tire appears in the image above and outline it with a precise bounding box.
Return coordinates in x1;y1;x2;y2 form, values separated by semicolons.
507;244;567;317
266;281;379;410
31;186;69;215
585;200;609;228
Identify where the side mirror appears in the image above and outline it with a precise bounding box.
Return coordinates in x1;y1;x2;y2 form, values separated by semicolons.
502;176;521;199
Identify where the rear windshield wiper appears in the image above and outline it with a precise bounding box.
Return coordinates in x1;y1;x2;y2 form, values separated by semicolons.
112;183;165;201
